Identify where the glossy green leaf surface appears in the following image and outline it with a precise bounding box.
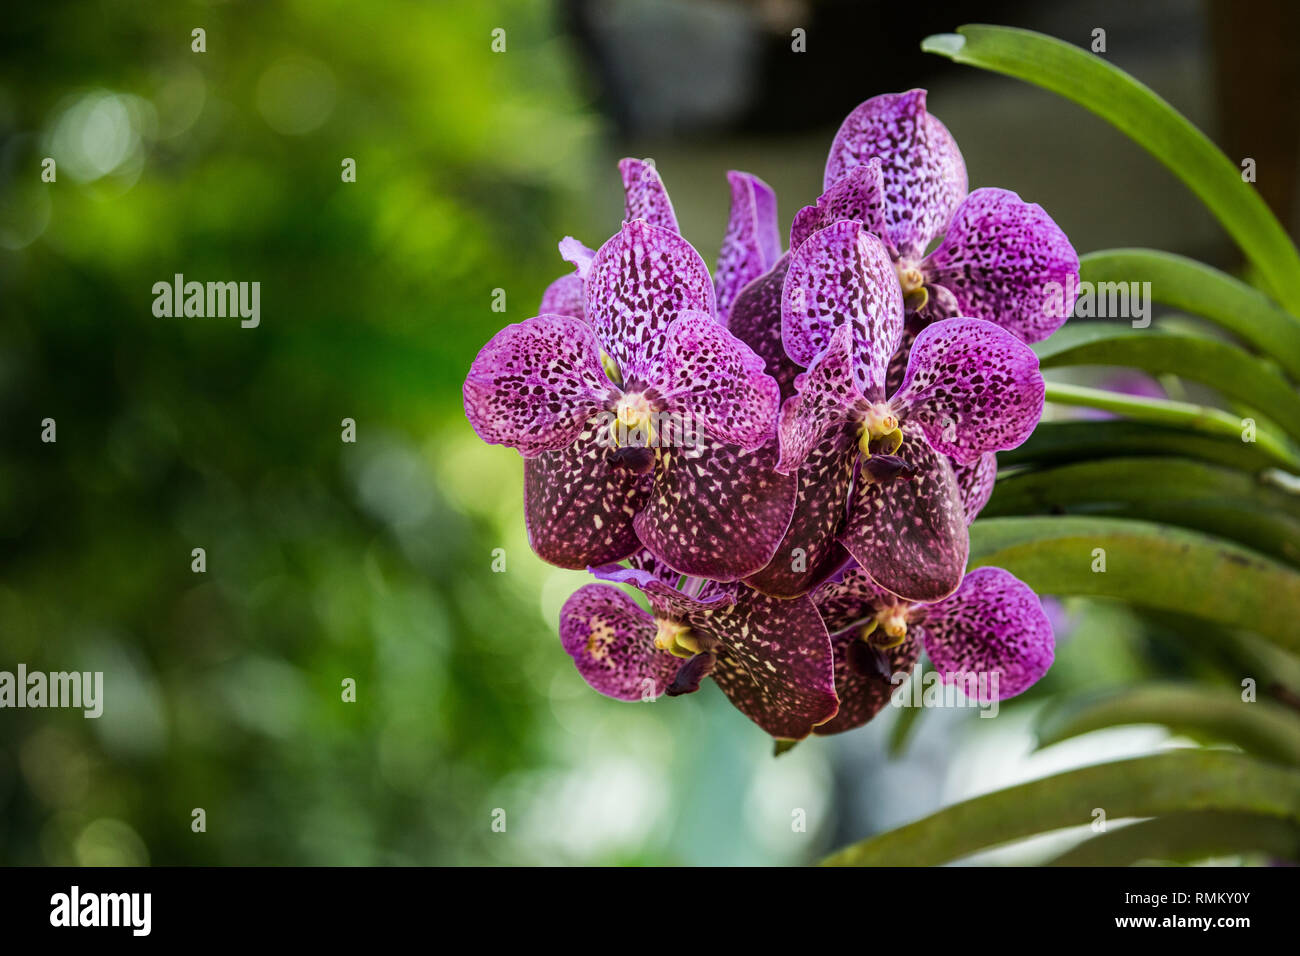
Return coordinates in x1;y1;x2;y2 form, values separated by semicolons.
823;752;1300;865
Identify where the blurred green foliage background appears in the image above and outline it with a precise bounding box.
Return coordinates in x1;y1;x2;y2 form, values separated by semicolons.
0;0;850;866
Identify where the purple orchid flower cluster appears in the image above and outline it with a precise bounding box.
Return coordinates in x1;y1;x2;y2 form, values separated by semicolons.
464;91;1080;741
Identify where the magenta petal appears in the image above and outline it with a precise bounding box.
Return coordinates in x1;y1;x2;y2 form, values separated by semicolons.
749;175;782;267
781;220;903;396
789;159;891;254
840;424;968;603
586;220;716;383
953;452;997;525
824;90;967;260
918;566;1055;700
649;310;781;452
524;426;652;569
715;171;781;322
745;426;857;598
777;323;865;474
705;590;838;739
560;584;680;700
890;317;1045;466
463;314;615;457
789;206;822;255
559;236;596;279
634;438;796;581
539;272;585;320
618;158;680;234
725;254;801;400
923;187;1080;343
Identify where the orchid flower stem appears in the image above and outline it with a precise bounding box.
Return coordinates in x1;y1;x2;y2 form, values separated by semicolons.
1043;382;1300;473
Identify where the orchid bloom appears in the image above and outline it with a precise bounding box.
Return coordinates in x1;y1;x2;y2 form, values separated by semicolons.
792;90;1079;349
715;171;783;323
777;219;1045;603
463;97;1077;743
812;565;1055;735
730;253;993;599
464;162;797;581
722;89;1065;601
953;452;998;526
559;553;838;740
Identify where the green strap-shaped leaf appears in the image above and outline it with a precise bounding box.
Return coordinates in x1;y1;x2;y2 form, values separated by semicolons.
1000;420;1281;473
1043;382;1300;472
1036;683;1300;767
821;751;1300;866
1047;811;1300;866
922;25;1300;310
1035;324;1300;444
1132;611;1300;706
982;457;1300;566
1079;249;1300;380
967;516;1300;650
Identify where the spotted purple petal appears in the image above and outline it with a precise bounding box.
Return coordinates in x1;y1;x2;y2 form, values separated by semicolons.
559;236;596;279
750;175;782;267
560;584;680;700
704;590;838;739
725;253;801;399
824;90;968;261
917;566;1055;700
463;313;616;457
618;158;680;234
715;171;781;322
648;310;781;452
840;424;968;602
923;188;1080;343
634;437;796;582
539;272;585;320
524;425;652;569
781;220;903;397
745;426;857;598
890;317;1045;466
953;452;997;525
789;206;822;257
789;159;890;254
586;219;716;383
776;322;865;475
593;565;837;737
